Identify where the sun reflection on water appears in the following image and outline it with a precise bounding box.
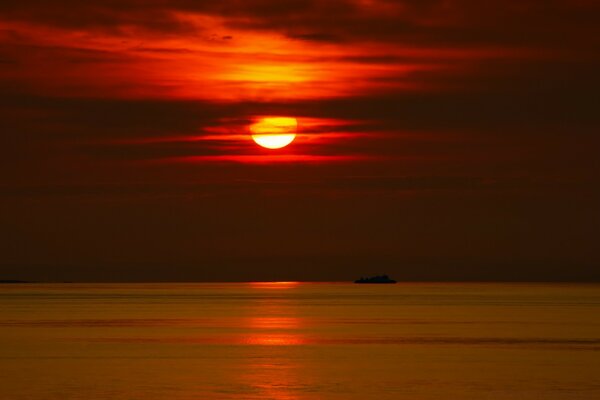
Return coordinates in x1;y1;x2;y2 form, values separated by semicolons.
248;281;301;289
243;334;306;346
236;282;308;398
247;316;301;330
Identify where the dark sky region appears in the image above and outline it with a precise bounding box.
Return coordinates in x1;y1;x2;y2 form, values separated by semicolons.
0;0;599;282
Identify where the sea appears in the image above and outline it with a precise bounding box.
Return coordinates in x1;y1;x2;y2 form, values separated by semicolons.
1;282;599;399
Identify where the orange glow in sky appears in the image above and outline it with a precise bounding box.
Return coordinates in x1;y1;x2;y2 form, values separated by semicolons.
0;1;561;165
0;14;511;102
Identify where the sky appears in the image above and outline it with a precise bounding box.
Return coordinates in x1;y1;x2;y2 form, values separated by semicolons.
1;0;599;282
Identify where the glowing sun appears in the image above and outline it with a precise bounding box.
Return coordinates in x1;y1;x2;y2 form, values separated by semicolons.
250;117;297;149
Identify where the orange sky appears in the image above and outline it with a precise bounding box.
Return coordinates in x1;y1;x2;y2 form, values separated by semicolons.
0;0;599;281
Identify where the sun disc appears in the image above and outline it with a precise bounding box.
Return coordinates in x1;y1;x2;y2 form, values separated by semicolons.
250;117;297;149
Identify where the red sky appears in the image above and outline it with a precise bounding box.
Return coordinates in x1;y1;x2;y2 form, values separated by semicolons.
1;0;599;281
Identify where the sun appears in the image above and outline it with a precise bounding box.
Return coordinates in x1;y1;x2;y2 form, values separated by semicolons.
250;117;297;149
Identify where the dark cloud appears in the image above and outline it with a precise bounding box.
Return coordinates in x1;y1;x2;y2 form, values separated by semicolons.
287;32;341;42
0;0;598;50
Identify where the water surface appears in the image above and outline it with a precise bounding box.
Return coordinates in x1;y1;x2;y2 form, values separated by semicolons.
1;283;599;399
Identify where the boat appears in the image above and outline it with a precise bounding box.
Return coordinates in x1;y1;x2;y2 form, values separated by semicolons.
354;275;397;284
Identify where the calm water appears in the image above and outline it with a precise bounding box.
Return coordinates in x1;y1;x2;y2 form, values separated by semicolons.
1;283;599;399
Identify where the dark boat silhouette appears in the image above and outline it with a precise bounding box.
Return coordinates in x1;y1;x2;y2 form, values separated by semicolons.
354;275;397;284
